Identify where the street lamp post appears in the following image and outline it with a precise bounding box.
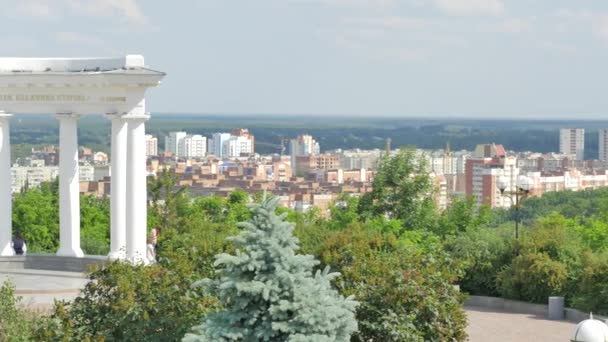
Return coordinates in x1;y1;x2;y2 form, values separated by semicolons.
497;175;534;239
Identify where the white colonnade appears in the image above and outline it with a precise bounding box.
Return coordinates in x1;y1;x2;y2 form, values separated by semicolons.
0;112;13;256
0;55;164;262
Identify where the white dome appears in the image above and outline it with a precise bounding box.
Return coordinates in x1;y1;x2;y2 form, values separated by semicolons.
572;314;608;342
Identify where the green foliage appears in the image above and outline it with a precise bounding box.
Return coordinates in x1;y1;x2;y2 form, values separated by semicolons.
0;281;34;342
35;261;218;342
327;194;360;230
156;220;238;280
358;148;437;231
12;180;110;255
575;219;608;252
185;196;358;341
514;188;608;224
191;192;251;226
437;197;492;237
12;181;59;253
148;170;191;231
496;214;583;303
572;252;608;314
316;225;467;342
80;195;110;255
444;226;513;296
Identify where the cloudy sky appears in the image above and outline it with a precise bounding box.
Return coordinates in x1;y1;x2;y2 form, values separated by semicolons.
3;0;608;118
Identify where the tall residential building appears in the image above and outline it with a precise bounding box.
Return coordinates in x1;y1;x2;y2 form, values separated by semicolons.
290;134;320;170
145;135;158;157
165;131;187;156
290;135;320;156
223;136;253;157
559;128;585;160
465;143;519;208
210;133;232;157
295;154;341;176
183;134;207;158
599;129;608;161
231;128;255;154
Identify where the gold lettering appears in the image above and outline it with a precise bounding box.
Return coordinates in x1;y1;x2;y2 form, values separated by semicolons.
0;94;127;103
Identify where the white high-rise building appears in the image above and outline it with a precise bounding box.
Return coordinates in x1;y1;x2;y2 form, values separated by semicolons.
599;129;608;161
223;136;253;157
290;135;320;156
145;135;158;157
290;134;320;169
559;128;585;161
183;134;206;158
211;133;231;157
165;131;187;156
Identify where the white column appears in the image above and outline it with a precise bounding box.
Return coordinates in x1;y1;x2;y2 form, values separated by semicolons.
107;114;128;260
125;114;150;263
56;113;84;257
0;112;13;256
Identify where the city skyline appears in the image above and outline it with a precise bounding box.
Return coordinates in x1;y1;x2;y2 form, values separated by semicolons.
2;1;608;118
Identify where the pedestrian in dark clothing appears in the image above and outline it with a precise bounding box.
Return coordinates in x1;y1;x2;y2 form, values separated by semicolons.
11;233;26;255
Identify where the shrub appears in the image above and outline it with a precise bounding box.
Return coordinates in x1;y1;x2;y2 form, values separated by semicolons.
0;281;34;342
317;225;467;342
571;251;608;315
444;226;513;296
496;214;583;303
34;261;219;341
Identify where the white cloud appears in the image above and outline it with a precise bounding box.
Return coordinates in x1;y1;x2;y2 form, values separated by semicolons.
8;0;146;24
296;0;395;7
54;31;104;46
339;16;434;31
595;15;608;40
488;18;531;33
67;0;147;24
430;0;504;15
16;2;53;18
554;8;608;42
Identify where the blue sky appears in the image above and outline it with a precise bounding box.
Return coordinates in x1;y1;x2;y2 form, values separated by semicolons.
3;0;608;118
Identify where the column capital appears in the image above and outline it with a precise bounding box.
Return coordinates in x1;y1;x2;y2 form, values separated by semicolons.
56;112;80;120
0;111;13;119
122;113;151;121
106;112;150;122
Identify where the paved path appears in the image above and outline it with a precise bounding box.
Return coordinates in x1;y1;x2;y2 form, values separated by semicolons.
0;269;87;311
466;306;576;341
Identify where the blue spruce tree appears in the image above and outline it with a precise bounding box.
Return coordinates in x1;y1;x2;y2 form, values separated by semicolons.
184;196;358;342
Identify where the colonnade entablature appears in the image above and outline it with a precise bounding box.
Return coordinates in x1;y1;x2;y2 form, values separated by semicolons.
0;55;165;263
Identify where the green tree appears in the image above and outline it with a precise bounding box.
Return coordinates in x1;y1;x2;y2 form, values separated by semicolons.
444;226;513;296
12;181;59;253
185;196;358;341
327;194;360;230
358;148;436;231
148;169;190;231
316;224;467;341
80;195;110;255
496;214;583;303
437;197;492;237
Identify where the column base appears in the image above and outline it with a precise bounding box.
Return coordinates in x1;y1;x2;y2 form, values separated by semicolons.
127;253;152;265
108;250;126;260
56;247;84;258
0;243;14;256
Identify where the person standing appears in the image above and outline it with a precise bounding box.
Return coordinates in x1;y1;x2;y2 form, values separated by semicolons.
146;227;160;263
11;232;26;256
